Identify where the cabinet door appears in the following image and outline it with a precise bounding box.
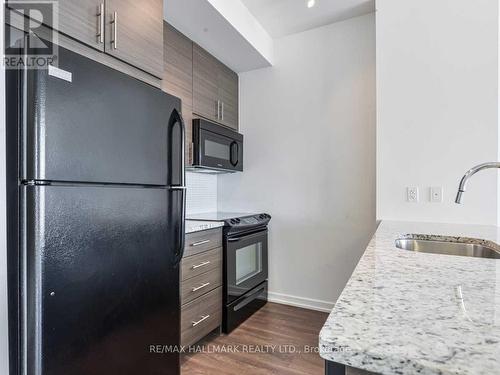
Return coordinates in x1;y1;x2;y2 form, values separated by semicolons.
7;0;104;51
105;0;163;78
162;22;194;164
193;44;220;123
219;65;239;130
59;1;104;51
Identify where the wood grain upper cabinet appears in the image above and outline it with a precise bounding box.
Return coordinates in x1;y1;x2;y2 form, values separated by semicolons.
218;65;239;130
162;22;194;165
193;44;239;130
105;0;163;78
7;0;105;51
193;44;220;123
59;1;105;51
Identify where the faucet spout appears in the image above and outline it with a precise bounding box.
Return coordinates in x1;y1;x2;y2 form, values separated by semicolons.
455;162;500;204
455;190;464;204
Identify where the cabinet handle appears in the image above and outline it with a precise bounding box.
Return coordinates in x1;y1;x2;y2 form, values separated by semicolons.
111;11;118;49
96;3;104;44
192;282;210;292
192;315;210;327
221;102;224;121
191;239;210;247
192;261;211;269
216;100;220;119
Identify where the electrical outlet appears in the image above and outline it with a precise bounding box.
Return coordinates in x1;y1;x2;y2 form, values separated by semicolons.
407;187;419;203
430;187;443;203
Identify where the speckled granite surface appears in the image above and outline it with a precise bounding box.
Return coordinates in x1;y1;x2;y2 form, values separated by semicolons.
185;220;224;234
319;221;500;375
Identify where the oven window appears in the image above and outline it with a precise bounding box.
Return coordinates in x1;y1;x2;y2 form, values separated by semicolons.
236;243;263;285
205;139;230;160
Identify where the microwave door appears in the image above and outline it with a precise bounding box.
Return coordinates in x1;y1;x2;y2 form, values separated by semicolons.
198;130;243;172
200;131;234;170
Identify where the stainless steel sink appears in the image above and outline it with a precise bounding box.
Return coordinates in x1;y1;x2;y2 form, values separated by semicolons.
395;238;500;259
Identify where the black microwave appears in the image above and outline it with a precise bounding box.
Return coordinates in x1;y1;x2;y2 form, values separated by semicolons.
190;119;243;173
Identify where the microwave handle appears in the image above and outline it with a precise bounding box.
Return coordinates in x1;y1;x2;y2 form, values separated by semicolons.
230;141;239;167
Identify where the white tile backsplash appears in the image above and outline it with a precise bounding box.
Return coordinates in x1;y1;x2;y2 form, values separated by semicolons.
186;172;217;214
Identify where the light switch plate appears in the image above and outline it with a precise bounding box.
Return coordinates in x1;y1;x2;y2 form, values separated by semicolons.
430;187;443;203
407;187;419;203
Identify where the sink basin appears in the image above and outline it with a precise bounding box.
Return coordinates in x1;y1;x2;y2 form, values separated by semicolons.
395;238;500;259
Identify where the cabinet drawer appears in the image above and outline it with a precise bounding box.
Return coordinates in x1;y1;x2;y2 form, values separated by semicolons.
181;266;222;305
181;287;222;347
181;247;222;281
184;228;222;257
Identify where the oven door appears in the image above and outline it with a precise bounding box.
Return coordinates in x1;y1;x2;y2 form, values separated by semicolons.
198;129;243;172
225;229;268;304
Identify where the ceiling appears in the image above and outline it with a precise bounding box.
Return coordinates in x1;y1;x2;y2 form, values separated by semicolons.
240;0;375;38
165;0;273;72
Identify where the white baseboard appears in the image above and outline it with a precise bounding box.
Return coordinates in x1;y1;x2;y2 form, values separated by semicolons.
267;291;335;313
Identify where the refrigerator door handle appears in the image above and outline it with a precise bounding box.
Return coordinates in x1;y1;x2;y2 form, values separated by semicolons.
168;108;186;264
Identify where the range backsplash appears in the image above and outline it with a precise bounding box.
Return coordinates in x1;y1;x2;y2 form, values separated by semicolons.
186;172;218;215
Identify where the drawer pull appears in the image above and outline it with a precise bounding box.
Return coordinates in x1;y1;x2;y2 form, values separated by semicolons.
191;239;210;247
192;282;210;292
192;315;210;327
192;261;211;270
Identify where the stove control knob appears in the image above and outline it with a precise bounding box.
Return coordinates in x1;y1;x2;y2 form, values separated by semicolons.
230;219;237;225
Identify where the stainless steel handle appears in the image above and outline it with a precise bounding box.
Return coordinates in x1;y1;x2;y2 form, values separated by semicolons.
111;11;118;49
221;102;224;121
97;3;104;43
191;239;210;247
216;100;220;119
192;261;211;269
191;282;210;292
192;315;210;327
169;186;187;191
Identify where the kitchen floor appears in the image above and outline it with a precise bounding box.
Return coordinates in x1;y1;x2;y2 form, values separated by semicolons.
181;303;328;375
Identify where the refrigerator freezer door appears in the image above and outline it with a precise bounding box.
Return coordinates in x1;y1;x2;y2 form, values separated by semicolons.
22;185;180;375
21;46;180;186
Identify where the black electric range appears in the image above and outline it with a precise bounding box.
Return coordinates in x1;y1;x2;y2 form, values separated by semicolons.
187;212;271;332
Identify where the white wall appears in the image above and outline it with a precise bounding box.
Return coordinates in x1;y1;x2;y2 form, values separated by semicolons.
0;4;10;373
377;0;500;225
218;14;376;310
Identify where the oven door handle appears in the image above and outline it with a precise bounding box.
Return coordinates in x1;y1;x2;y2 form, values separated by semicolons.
227;230;268;242
234;285;267;312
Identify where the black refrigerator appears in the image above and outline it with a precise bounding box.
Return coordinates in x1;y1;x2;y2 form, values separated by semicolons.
6;46;185;375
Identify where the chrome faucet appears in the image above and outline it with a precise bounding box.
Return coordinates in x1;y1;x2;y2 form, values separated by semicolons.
455;162;500;204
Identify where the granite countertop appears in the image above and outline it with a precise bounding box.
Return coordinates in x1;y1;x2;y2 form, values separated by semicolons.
319;221;500;375
185;220;224;234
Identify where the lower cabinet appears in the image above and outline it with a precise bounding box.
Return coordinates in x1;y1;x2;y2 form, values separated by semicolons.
181;287;222;347
180;228;223;347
